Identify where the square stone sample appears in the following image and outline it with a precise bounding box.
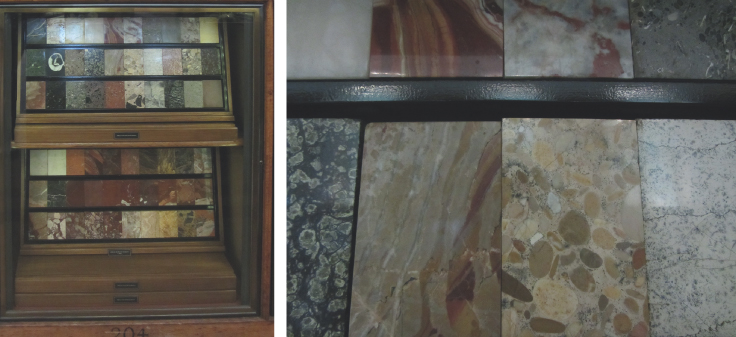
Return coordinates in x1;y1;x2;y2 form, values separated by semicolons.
105;81;126;109
142;17;163;43
84;18;104;44
201;48;221;75
180;18;200;43
140;211;160;238
139;148;158;174
144;81;165;108
85;81;105;109
159;210;178;238
182;48;202;75
25;49;45;76
28;181;47;208
124;49;144;75
65;81;86;109
199;17;219;43
27;18;46;44
46;49;65;76
46;17;65;44
45;81;65;109
124;81;144;109
161;17;181;43
47;149;66;175
350;122;502;336
369;0;503;77
65;180;85;207
143;49;163;75
164;80;184;109
64;49;85;76
638;120;736;336
287;119;360;337
194;210;215;237
183;81;203;108
122;211;141;238
202;80;223;108
124;17;142;43
47;180;67;207
30;150;48;176
85;149;103;175
121;149;139;175
26;81;45;109
162;49;182;75
501;119;648;336
66;149;85;175
105;49;124;75
104;18;124;44
504;0;633;78
65;18;84;44
84;49;104;76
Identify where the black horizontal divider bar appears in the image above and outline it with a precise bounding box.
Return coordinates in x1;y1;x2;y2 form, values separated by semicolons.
25;43;222;50
29;236;218;244
29;173;212;181
27;75;222;81
29;205;213;213
25;107;227;113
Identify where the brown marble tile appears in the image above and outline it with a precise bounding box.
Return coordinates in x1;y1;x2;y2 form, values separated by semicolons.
85;149;103;175
101;149;121;175
104;49;124;75
123;17;142;44
84;180;104;207
140;211;159;238
66;149;85;175
162;48;182;75
193;179;212;205
175;148;194;174
193;148;205;173
84;18;104;44
159;211;178;238
180;18;199;43
83;211;104;239
65;180;85;207
120;180;140;207
139;149;158;174
122;211;141;238
157;148;175;174
158;179;177;206
194;209;215;237
176;179;196;206
121;149;139;175
102;180;122;206
28;212;50;240
28;181;47;208
64;50;85;76
101;211;122;239
177;210;196;237
104;81;126;109
64;212;86;239
139;180;158;206
104;18;124;44
202;80;223;108
25;81;45;110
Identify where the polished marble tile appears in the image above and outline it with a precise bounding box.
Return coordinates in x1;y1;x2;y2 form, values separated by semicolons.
82;211;105;239
161;17;181;43
350;121;502;336
101;149;121;175
202;80;223;108
638;120;736;336
164;80;184;109
123;17;142;43
124;49;144;75
101;211;123;239
287;119;360;336
202;148;212;173
158;179;177;206
28;213;50;240
85;81;105;109
105;81;126;109
144;81;165;108
199;17;219;43
26;18;47;44
139;148;158;174
47;180;66;207
370;0;504;77
139;179;158;206
143;49;163;75
104;18;125;44
47;149;66;176
85;149;104;175
177;210;196;237
102;180;122;207
200;48;220;75
180;18;200;43
183;81;203;108
175;148;194;174
104;49;124;75
65;81;86;109
194;179;213;206
140;211;159;238
28;181;48;208
45;81;65;109
124;81;144;109
65;18;84;44
64;213;86;239
26;81;45;110
66;149;85;175
182;48;202;75
64;49;85;76
46;17;65;44
122;211;141;238
194;210;215;237
84;48;104;76
193;148;205;173
120;180;140;207
142;17;163;43
65;180;85;207
25;49;45;76
159;210;178;238
46;212;67;239
121;149;139;175
504;0;633;78
176;179;196;206
501;118;647;336
162;48;182;75
84;18;104;44
30;150;48;176
157;148;176;174
84;180;104;207
46;49;65;76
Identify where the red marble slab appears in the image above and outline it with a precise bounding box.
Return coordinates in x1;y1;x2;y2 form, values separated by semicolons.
370;0;504;77
102;180;122;206
121;149;139;175
139;180;158;206
85;149;103;175
84;180;104;207
65;180;85;207
64;212;86;239
26;81;46;109
102;211;123;239
101;149;121;175
120;180;140;206
193;179;211;205
176;179;196;206
66;149;85;175
158;179;177;206
83;212;104;239
104;18;124;43
105;81;126;109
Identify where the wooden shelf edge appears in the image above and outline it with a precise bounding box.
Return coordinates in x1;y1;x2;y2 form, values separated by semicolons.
11;139;244;149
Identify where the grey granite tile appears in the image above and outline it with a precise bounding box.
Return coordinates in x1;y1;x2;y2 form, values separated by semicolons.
26;18;46;44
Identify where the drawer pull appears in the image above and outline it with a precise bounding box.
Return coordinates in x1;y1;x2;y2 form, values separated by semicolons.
114;296;138;304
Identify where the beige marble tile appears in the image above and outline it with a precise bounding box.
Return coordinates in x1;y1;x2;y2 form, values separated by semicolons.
28;181;47;208
124;81;144;108
143;48;163;75
65;18;84;44
500;119;648;336
123;17;142;43
84;18;104;43
122;211;141;239
140;211;159;238
180;18;199;43
46;17;65;44
104;49;124;75
29;150;48;176
350;122;502;337
183;81;203;108
202;80;223;108
124;49;144;75
159;210;178;238
199;17;219;43
47;149;66;176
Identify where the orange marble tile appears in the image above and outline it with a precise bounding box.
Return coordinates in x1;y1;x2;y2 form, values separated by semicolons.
66;149;85;175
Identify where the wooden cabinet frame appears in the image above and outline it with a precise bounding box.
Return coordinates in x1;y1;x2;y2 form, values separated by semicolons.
0;1;272;333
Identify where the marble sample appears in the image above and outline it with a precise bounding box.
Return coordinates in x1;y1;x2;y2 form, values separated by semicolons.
161;17;181;43
66;149;85;175
46;212;67;239
28;213;50;240
177;210;196;237
124;49;144;75
350;122;502;337
193;148;206;174
47;180;66;207
175;148;194;174
162;49;182;75
140;211;160;238
158;179;177;206
120;180;140;207
104;49;125;75
65;81;85;109
157;148;176;174
65;180;85;207
183;81;203;108
370;0;504;77
121;149;139;175
501;119;648;336
45;81;65;109
46;17;65;44
101;149;121;175
26;18;47;44
199;17;219;43
164;80;184;109
25;49;45;76
125;81;144;109
47;149;66;176
64;49;85;76
504;0;634;78
143;49;163;75
124;17;143;43
83;179;103;206
288;0;373;79
28;181;48;208
122;211;141;238
85;149;103;175
84;49;104;76
139;180;158;206
638;120;736;336
64;213;86;239
139;149;158;174
180;18;200;43
630;0;736;79
202;80;223;108
144;81;165;108
102;180;122;206
26;81;45;109
105;81;126;109
182;48;202;75
102;211;123;239
194;210;215;237
65;18;84;44
84;18;104;44
46;49;66;76
104;18;125;44
159;210;179;238
142;17;163;43
176;179;196;206
30;150;48;176
287;119;360;337
201;48;220;75
85;81;105;109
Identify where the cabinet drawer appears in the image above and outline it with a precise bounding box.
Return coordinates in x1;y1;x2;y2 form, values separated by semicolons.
15;290;237;309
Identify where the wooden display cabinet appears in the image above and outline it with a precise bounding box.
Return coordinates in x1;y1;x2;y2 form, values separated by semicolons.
0;2;273;333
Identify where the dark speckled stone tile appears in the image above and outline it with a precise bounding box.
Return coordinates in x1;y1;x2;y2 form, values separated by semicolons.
142;17;163;43
66;82;85;109
47;180;67;207
164;80;184;109
175;148;194;174
631;0;736;79
46;49;65;76
85;81;105;109
139;149;158;174
161;17;181;43
26;18;46;44
64;49;85;76
84;49;104;76
25;49;45;76
286;119;360;337
201;48;221;75
45;81;65;109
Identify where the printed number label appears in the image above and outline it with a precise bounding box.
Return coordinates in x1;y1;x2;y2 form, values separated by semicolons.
110;327;149;337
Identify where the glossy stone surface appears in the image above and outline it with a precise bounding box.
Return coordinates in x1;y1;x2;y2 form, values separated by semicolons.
139;149;158;174
25;49;45;76
65;181;85;207
65;18;84;44
28;213;50;240
84;18;104;44
66;149;85;175
85;81;105;109
199;17;219;43
28;181;47;208
165;80;185;109
194;210;215;237
84;49;104;76
183;81;203;108
140;211;159;238
370;0;503;77
638;120;736;336
30;150;48;176
26;81;45;109
125;81;144;109
63;213;85;239
143;49;163;75
504;0;634;78
120;180;140;207
47;180;66;207
202;80;223;108
161;17;181;43
104;18;125;44
159;211;178;238
101;149;121;175
287;119;360;337
201;48;220;75
47;149;66;176
350;122;502;336
105;81;126;109
501;119;648;336
144;81;165;108
122;211;141;238
26;18;47;44
124;49;144;75
162;48;182;75
121;149;139;175
65;82;85;109
46;17;65;44
85;149;104;175
288;0;373;79
181;18;200;43
45;81;65;109
182;48;202;75
46;49;65;76
104;49;124;75
123;17;142;44
142;17;163;43
157;149;176;174
64;49;85;76
177;210;197;237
